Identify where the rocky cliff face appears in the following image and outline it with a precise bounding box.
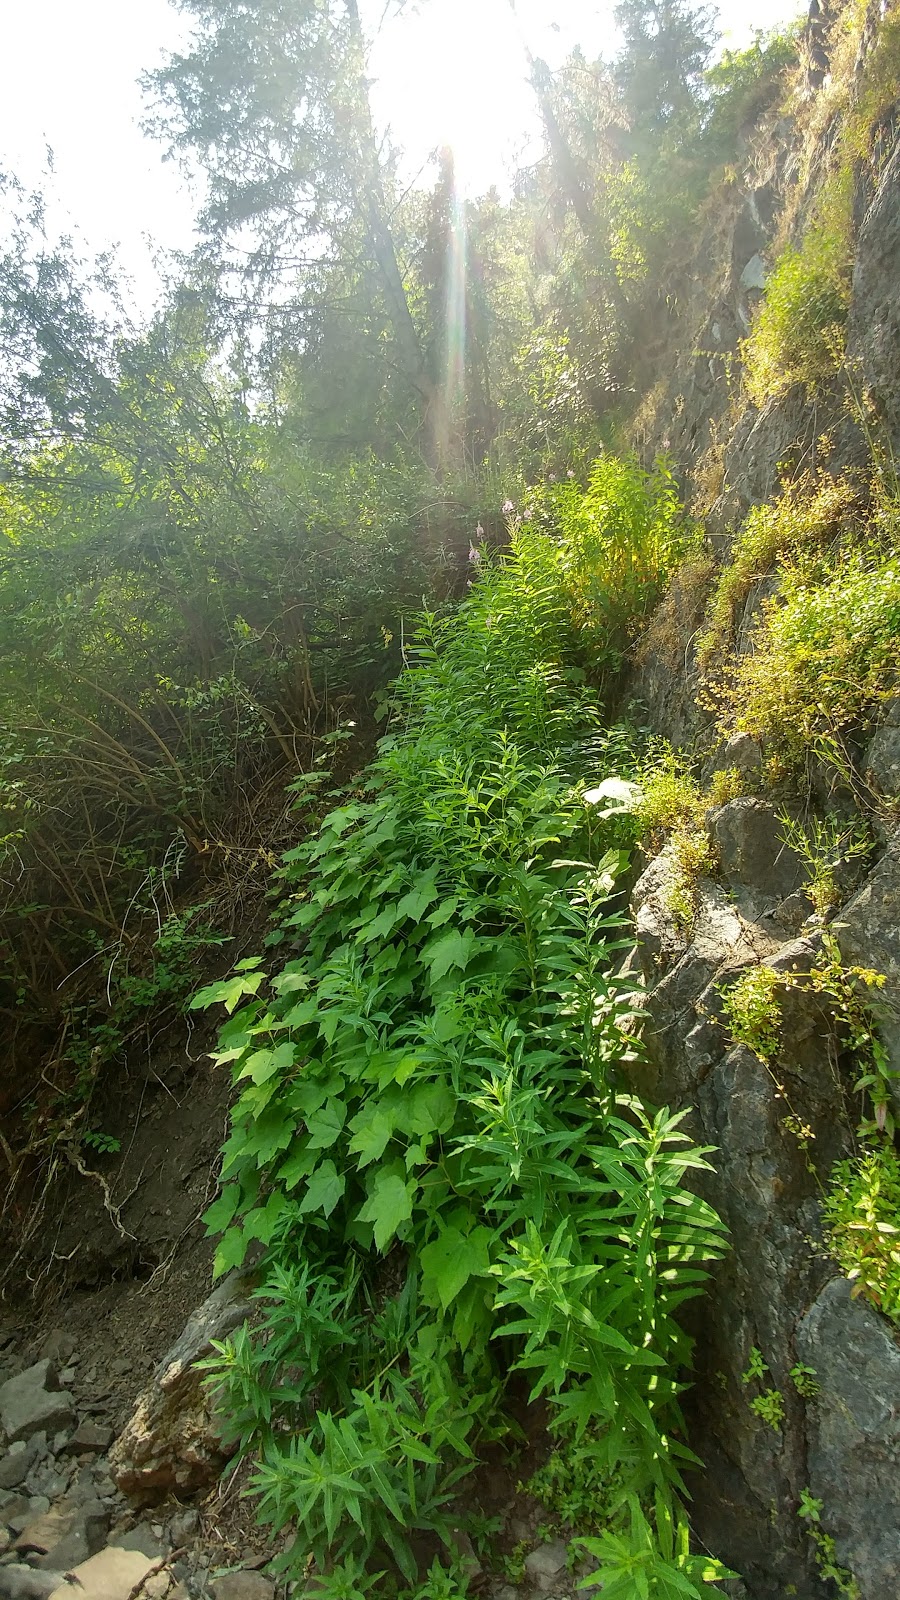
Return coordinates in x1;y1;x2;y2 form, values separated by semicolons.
633;2;900;527
619;8;900;1594
629;805;900;1598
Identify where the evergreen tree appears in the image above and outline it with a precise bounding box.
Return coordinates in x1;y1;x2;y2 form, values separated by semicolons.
613;0;717;146
147;0;450;464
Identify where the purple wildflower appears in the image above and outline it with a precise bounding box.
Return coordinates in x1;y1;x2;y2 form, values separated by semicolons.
468;541;482;565
501;498;515;516
548;472;557;483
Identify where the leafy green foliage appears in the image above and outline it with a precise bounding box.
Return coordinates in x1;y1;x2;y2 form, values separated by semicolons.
521;456;694;685
740;1348;769;1386
789;1362;819;1399
720;968;782;1064
798;1490;860;1600
711;541;900;764
823;1143;900;1324
695;474;861;675
702;26;798;157
721;935;894;1137
195;517;729;1592
743;165;854;405
776;811;873;919
749;1389;785;1432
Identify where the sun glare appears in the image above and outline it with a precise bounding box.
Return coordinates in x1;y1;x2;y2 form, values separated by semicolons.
367;0;540;197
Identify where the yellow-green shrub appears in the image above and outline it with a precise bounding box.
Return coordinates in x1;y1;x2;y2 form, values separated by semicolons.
525;456;695;684
742;166;854;405
723;551;900;758
697;473;861;671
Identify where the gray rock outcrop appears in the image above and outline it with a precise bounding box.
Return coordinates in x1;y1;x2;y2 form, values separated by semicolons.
109;1273;251;1503
797;1278;900;1595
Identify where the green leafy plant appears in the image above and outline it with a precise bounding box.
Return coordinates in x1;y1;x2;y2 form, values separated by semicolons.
823;1143;900;1324
720;937;894;1138
80;1129;121;1156
696;474;861;676
194;516;731;1593
523;457;695;686
743;165;854;405
789;1363;819;1399
721;968;782;1063
740;1347;769;1386
798;1490;860;1600
713;547;900;763
634;752;714;934
776;812;872;919
749;1389;785;1432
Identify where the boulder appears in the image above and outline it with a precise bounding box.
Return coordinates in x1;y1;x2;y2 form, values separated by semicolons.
0;1366;74;1447
109;1274;251;1504
523;1541;568;1592
108;1526;166;1560
864;700;900;798
629;863;850;1597
0;1442;38;1492
796;1278;900;1598
848;135;900;451
708;799;805;903
835;832;900;1116
701;733;763;786
14;1496;108;1570
47;1547;157;1600
0;1569;65;1600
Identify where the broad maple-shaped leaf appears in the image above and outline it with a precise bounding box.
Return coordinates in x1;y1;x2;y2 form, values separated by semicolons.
423;928;476;984
359;1170;414;1250
420;1224;492;1310
299;1160;345;1218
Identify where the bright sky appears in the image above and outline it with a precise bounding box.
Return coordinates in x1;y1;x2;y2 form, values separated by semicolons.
0;0;802;319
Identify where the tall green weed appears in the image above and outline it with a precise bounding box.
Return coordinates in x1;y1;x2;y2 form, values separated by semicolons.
522;456;693;686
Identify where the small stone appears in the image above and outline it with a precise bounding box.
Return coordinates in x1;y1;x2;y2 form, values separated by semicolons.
36;1502;109;1571
167;1511;197;1546
149;1525;163;1540
0;1494;30;1525
47;1546;156;1600
524;1541;568;1591
60;1426;113;1458
36;1339;74;1370
56;1375;75;1392
739;252;766;291
0;1566;65;1600
0;1370;74;1450
13;1507;68;1556
0;1532;8;1557
108;1362;132;1379
35;1473;69;1504
210;1574;275;1600
0;1446;37;1494
7;1502;50;1538
107;1528;165;1561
